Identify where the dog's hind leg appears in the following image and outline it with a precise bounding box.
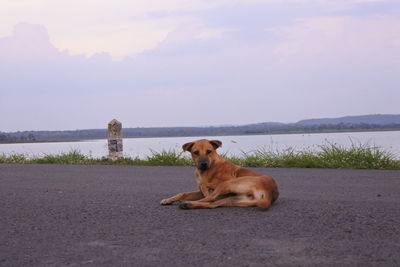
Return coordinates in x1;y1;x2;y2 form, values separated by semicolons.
180;189;274;210
179;194;258;209
195;181;237;203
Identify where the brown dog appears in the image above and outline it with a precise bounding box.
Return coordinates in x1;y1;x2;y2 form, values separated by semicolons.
160;139;279;210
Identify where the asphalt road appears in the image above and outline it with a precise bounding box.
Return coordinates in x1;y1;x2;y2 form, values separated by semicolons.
1;164;399;267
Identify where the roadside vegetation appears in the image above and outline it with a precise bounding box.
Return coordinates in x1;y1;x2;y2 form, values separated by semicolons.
1;142;399;170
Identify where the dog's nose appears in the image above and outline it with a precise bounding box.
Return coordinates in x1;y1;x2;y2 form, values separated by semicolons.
198;161;209;170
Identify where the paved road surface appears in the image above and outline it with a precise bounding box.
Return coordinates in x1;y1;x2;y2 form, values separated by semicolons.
1;164;399;266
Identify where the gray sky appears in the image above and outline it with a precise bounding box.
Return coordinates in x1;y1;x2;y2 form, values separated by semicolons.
1;0;399;131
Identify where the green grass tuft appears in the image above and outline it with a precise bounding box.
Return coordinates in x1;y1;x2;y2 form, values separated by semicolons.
318;142;398;169
33;150;88;164
144;149;193;166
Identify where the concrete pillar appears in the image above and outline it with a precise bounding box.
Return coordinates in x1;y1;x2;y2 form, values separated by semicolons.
108;119;123;161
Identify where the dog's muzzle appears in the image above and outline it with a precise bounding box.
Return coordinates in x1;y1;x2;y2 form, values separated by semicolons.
197;160;209;171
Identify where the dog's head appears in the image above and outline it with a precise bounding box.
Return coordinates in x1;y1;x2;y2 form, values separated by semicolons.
182;139;222;171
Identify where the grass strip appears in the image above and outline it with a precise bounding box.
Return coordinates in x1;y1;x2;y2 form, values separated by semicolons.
1;143;399;170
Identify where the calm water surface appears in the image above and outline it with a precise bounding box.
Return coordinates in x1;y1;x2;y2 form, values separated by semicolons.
1;131;399;159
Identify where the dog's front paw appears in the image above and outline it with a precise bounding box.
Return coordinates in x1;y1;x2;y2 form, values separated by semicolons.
160;198;173;205
179;202;192;209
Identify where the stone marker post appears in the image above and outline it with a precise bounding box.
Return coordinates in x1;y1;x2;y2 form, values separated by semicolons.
108;119;123;161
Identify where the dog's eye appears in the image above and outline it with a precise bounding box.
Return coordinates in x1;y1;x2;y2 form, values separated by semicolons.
206;150;212;155
193;151;200;155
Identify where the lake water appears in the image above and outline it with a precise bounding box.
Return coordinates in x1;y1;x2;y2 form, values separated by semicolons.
1;131;399;159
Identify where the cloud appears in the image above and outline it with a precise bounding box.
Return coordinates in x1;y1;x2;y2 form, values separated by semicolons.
2;0;395;59
0;22;60;62
267;15;400;69
1;0;400;132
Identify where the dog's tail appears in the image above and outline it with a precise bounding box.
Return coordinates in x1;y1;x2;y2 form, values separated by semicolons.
255;191;273;211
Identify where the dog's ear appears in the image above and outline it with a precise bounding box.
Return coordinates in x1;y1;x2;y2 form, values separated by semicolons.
209;140;222;149
182;141;195;152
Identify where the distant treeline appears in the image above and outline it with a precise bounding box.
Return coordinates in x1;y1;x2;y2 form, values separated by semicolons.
2;122;400;143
